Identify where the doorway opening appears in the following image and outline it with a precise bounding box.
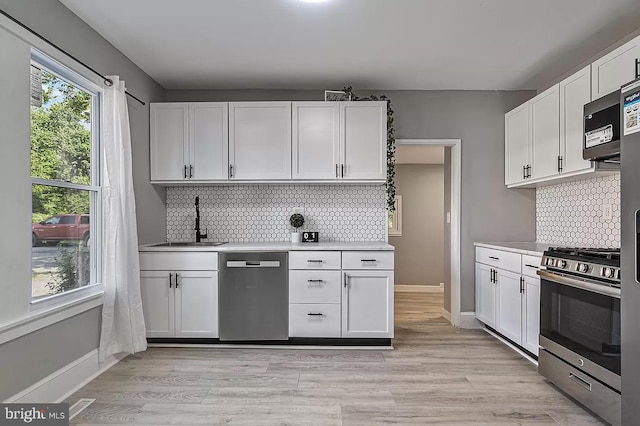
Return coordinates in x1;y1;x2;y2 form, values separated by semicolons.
390;139;461;327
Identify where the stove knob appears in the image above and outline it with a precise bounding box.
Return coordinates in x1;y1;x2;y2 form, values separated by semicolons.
602;267;615;279
577;263;590;273
557;260;567;269
546;258;556;267
617;270;622;280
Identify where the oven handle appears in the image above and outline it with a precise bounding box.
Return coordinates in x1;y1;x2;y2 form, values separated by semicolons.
537;269;620;299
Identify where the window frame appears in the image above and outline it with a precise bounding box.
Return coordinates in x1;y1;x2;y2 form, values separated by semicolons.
29;49;103;309
388;195;402;237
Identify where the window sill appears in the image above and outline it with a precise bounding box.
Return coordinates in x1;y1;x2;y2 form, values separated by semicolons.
0;288;103;346
30;283;103;311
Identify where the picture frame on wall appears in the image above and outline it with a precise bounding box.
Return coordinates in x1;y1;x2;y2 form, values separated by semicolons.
324;90;352;102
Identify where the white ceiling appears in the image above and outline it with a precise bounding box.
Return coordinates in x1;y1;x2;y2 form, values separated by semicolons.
60;0;640;91
395;146;444;165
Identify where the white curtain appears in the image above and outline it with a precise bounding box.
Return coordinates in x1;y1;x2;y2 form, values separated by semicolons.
99;75;147;362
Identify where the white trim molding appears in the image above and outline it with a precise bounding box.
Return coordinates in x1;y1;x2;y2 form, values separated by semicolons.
396;139;462;327
441;308;452;323
0;292;103;346
459;311;483;329
4;348;124;403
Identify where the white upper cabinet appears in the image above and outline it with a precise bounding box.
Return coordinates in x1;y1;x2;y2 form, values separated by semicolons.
292;102;340;180
151;103;188;181
560;66;593;174
530;84;560;180
340;102;387;180
505;103;530;185
229;102;292;180
592;34;640;99
189;103;228;180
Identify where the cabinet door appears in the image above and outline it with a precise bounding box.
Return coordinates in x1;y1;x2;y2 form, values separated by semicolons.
495;269;523;344
521;276;540;356
174;271;218;338
530;85;560;180
340;102;386;180
140;270;174;338
228;102;292;180
189;103;228;180
150;103;189;181
475;263;496;328
560;66;593;174
592;35;640;99
342;270;393;338
292;102;340;180
505;103;530;185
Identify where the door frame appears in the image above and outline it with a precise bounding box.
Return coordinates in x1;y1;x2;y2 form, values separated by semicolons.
392;139;462;327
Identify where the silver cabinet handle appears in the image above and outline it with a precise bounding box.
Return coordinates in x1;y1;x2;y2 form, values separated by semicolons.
569;372;592;391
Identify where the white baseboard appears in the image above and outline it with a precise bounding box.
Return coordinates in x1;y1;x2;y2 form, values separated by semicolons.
395;285;444;293
441;308;452;323
5;348;124;404
458;311;482;329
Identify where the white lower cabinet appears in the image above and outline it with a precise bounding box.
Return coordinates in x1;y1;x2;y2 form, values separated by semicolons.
475;247;541;357
342;270;394;338
495;269;524;343
289;304;341;337
475;263;496;328
288;250;394;339
140;252;219;339
522;276;541;355
140;271;174;338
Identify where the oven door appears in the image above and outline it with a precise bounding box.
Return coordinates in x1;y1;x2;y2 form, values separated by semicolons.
538;270;621;387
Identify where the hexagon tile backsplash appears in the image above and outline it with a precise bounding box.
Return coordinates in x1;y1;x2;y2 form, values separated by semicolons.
536;174;620;248
166;185;387;242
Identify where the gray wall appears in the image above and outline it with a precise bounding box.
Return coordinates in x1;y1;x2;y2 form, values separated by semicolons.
390;165;444;286
443;148;452;313
0;0;164;400
166;89;537;312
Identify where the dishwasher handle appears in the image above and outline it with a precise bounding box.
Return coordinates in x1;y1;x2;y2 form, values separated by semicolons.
226;260;281;268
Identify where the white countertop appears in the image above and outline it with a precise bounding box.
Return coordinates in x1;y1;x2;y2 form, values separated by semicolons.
474;242;553;257
140;241;395;252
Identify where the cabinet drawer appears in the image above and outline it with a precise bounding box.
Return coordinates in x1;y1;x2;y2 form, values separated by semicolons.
289;303;341;337
139;251;218;271
475;247;520;273
289;251;341;270
342;251;394;270
522;255;543;279
289;271;341;304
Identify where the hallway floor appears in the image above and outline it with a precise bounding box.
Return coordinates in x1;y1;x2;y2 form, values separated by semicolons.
66;291;602;425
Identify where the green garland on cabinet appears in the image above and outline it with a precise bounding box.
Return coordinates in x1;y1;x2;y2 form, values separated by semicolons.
342;86;396;212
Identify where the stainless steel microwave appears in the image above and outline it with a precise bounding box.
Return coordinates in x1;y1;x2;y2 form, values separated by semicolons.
584;90;621;161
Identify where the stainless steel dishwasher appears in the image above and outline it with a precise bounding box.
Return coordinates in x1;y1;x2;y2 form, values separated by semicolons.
219;252;288;341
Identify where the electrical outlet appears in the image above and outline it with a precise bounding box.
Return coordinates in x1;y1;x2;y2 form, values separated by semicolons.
446;212;451;224
602;204;613;220
292;207;305;215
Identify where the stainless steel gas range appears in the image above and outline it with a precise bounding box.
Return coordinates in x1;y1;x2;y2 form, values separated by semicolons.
537;247;621;426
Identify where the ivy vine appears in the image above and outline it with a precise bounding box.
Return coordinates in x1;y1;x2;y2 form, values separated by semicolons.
342;86;396;211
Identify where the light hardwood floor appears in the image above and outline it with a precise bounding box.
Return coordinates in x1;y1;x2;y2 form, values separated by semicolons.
66;292;602;425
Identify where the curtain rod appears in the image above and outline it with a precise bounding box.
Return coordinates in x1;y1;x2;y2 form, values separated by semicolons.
0;9;146;106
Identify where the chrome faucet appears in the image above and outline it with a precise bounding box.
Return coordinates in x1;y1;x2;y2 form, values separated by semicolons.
195;196;207;242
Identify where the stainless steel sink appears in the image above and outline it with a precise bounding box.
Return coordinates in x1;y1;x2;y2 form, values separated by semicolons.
148;242;227;247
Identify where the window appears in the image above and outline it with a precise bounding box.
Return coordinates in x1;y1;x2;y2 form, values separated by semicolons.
30;51;101;301
388;195;402;237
